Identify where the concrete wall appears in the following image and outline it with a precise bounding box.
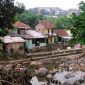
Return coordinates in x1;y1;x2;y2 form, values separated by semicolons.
40;43;46;47
25;40;35;49
25;39;46;49
6;42;24;54
35;24;45;34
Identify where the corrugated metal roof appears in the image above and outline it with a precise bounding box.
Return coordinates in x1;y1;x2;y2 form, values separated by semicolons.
23;30;46;39
3;36;25;43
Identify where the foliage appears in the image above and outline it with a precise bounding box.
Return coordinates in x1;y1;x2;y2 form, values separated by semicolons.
67;1;85;44
15;2;25;14
46;16;72;29
0;0;15;36
0;0;25;36
15;11;44;28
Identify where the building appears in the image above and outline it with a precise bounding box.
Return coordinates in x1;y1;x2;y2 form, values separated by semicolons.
14;21;31;35
22;30;47;49
35;20;56;44
3;36;25;54
14;21;47;49
54;29;72;43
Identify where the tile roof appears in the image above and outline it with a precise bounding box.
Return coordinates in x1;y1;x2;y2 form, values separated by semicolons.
3;36;25;43
38;20;54;29
54;29;69;37
14;21;31;29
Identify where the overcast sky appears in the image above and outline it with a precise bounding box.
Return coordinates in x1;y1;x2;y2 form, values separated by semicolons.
15;0;85;10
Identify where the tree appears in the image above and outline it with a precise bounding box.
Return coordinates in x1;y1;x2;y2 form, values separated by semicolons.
67;1;85;44
46;16;72;29
0;0;15;36
15;2;25;14
0;0;25;36
15;11;44;28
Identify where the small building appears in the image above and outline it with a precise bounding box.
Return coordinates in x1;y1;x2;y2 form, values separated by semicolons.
14;21;31;35
3;36;25;54
35;20;56;44
54;29;72;43
22;30;47;49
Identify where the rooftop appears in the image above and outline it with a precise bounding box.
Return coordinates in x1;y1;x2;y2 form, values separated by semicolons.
37;20;54;29
54;29;70;37
23;30;46;39
14;21;31;29
3;36;25;43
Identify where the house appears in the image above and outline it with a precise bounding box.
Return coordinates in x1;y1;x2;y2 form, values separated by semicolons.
3;36;25;54
14;21;31;35
54;29;72;43
35;20;56;44
22;30;47;49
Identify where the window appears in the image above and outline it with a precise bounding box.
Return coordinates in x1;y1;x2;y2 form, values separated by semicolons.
52;29;53;33
48;29;49;33
39;38;45;43
32;39;35;44
19;46;23;50
46;39;48;43
18;30;20;34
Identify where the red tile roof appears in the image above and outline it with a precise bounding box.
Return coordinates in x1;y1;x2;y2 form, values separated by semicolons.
54;29;69;37
14;21;31;29
38;20;54;29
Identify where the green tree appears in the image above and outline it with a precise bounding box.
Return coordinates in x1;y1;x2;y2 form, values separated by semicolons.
15;11;44;28
0;0;15;36
46;16;72;29
68;1;85;44
15;2;25;14
0;0;25;36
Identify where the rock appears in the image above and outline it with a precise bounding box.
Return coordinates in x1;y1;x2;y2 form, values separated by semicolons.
73;81;80;85
65;72;75;79
47;74;52;79
63;82;72;85
30;76;40;85
36;67;48;77
30;61;42;65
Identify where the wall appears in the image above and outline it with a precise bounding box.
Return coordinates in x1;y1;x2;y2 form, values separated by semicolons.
35;24;45;34
40;43;46;47
6;42;24;54
25;40;35;49
25;39;46;49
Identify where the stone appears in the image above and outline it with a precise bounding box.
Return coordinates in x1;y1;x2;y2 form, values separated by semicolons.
65;72;75;79
47;74;52;79
63;82;72;85
36;67;48;77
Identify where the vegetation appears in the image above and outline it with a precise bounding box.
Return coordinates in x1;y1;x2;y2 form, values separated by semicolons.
46;16;71;29
67;1;85;44
15;11;44;28
0;0;85;44
0;0;25;36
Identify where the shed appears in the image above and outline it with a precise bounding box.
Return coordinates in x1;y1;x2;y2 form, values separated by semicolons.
3;36;25;54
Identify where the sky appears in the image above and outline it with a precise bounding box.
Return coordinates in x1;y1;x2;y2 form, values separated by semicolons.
15;0;85;10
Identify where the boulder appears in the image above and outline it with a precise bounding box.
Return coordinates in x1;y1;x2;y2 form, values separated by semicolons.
63;82;72;85
65;72;75;79
36;67;48;77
